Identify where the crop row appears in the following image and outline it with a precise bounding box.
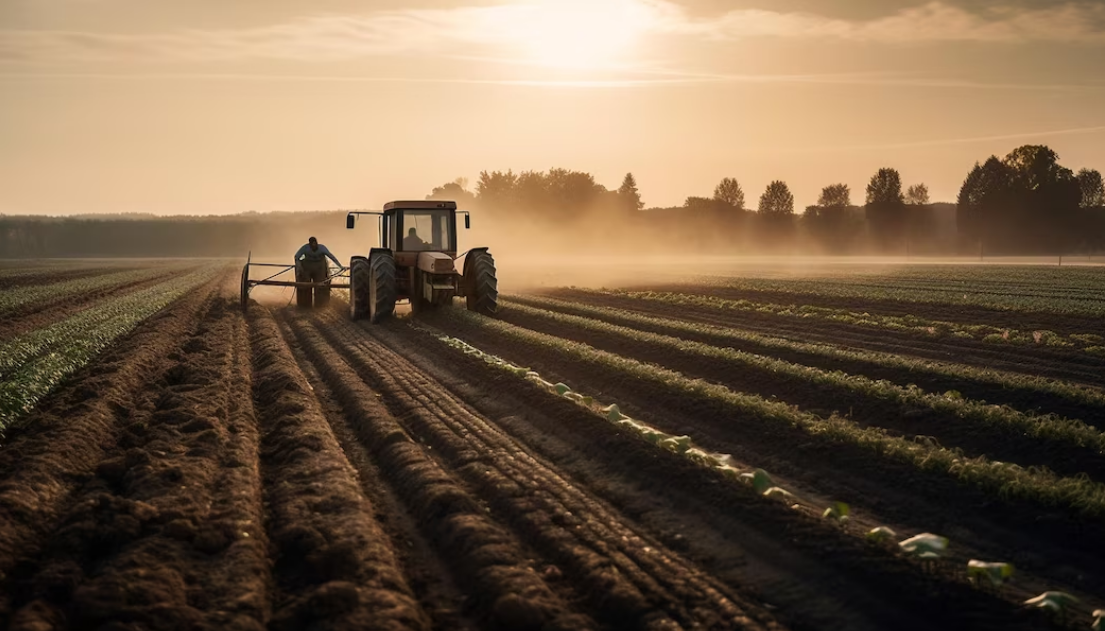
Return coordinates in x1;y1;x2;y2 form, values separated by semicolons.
439;308;1105;525
498;299;1105;477
509;294;1105;415
0;263;189;315
692;267;1105;316
590;288;1104;352
0;265;221;430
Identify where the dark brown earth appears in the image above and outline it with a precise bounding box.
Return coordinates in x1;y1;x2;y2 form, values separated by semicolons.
0;267;1095;630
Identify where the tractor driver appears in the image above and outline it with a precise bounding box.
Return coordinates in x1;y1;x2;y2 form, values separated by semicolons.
403;227;427;251
294;236;342;287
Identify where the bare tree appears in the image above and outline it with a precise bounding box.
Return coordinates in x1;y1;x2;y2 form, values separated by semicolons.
713;178;745;209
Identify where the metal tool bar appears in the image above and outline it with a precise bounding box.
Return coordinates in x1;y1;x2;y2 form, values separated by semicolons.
250;280;351;289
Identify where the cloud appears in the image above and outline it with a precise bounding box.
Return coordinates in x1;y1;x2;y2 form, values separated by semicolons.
693;1;1105;44
1;1;1103;66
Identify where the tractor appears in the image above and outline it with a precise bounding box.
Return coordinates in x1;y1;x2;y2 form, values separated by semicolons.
346;200;498;323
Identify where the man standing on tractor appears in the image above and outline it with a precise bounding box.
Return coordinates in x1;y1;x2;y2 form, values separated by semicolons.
294;237;342;308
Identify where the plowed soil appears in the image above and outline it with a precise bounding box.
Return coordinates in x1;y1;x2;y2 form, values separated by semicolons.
0;266;1093;630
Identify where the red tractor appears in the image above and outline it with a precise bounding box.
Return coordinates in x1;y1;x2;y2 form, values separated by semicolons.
346;200;498;323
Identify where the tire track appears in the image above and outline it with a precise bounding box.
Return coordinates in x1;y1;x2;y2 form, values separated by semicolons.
280;309;604;631
248;307;429;631
300;310;780;631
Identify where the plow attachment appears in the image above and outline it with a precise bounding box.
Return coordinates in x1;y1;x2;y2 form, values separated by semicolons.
240;252;350;311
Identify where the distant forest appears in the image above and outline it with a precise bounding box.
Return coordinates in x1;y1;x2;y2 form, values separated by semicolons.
1;144;1102;258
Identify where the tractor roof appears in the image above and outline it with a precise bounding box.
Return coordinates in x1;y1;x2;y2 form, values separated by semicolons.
383;200;457;211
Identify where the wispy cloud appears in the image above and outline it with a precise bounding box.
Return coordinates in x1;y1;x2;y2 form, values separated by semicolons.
692;1;1105;44
1;1;1103;66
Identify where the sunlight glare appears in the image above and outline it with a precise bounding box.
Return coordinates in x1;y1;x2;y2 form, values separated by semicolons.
506;0;655;69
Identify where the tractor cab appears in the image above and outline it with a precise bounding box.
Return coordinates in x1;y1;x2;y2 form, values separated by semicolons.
345;200;494;323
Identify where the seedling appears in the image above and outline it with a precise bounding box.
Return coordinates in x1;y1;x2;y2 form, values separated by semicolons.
967;560;1014;589
1024;591;1079;622
899;533;948;559
822;501;850;523
740;469;773;494
1092;609;1104;631
866;526;896;544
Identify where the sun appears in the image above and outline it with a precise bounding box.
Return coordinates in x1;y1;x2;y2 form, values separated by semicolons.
506;0;653;69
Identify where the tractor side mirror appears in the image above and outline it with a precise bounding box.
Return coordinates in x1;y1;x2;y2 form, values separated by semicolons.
465;214;471;229
346;214;355;230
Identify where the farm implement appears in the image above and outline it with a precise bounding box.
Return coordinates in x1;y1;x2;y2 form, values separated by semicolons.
239;252;350;311
240;200;498;321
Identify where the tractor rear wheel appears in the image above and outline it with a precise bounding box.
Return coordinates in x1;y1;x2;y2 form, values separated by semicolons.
349;257;371;320
369;252;397;323
465;250;498;316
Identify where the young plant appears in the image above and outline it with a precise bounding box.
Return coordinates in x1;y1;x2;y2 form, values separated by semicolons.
823;501;850;523
967;560;1014;589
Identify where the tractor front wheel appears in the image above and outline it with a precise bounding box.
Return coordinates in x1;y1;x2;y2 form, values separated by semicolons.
465;250;498;316
369;252;397;323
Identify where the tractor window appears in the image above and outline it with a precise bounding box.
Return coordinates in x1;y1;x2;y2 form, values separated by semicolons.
401;211;452;251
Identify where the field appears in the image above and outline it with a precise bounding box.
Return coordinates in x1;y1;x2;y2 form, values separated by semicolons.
0;258;1103;631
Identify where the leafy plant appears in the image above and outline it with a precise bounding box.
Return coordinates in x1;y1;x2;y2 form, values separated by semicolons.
967;560;1014;587
823;501;850;523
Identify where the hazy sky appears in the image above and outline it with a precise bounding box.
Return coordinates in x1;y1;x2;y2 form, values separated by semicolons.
1;0;1104;215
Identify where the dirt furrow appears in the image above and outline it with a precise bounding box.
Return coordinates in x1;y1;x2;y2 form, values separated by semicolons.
274;317;479;631
428;312;1105;605
280;309;605;631
0;271;228;619
312;314;766;631
543;289;1105;387
4;290;271;630
496;304;1105;483
248;308;428;631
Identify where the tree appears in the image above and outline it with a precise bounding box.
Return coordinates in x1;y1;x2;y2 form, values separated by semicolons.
617;172;644;211
1077;168;1104;208
475;170;518;210
817;183;850;208
427;178;477;207
713;178;745;209
758;181;794;216
865;168;907;250
866;168;904;205
905;183;930;205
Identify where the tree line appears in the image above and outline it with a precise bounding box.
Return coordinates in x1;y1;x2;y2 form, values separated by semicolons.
1;144;1101;257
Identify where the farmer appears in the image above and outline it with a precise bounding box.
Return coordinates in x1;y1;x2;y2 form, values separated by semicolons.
294;236;342;287
403;227;427;251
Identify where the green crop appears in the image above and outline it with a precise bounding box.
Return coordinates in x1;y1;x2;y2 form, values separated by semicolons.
498;298;1105;459
0;266;219;430
440;309;1105;523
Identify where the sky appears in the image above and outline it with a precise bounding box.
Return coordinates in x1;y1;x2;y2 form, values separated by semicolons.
1;0;1104;215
